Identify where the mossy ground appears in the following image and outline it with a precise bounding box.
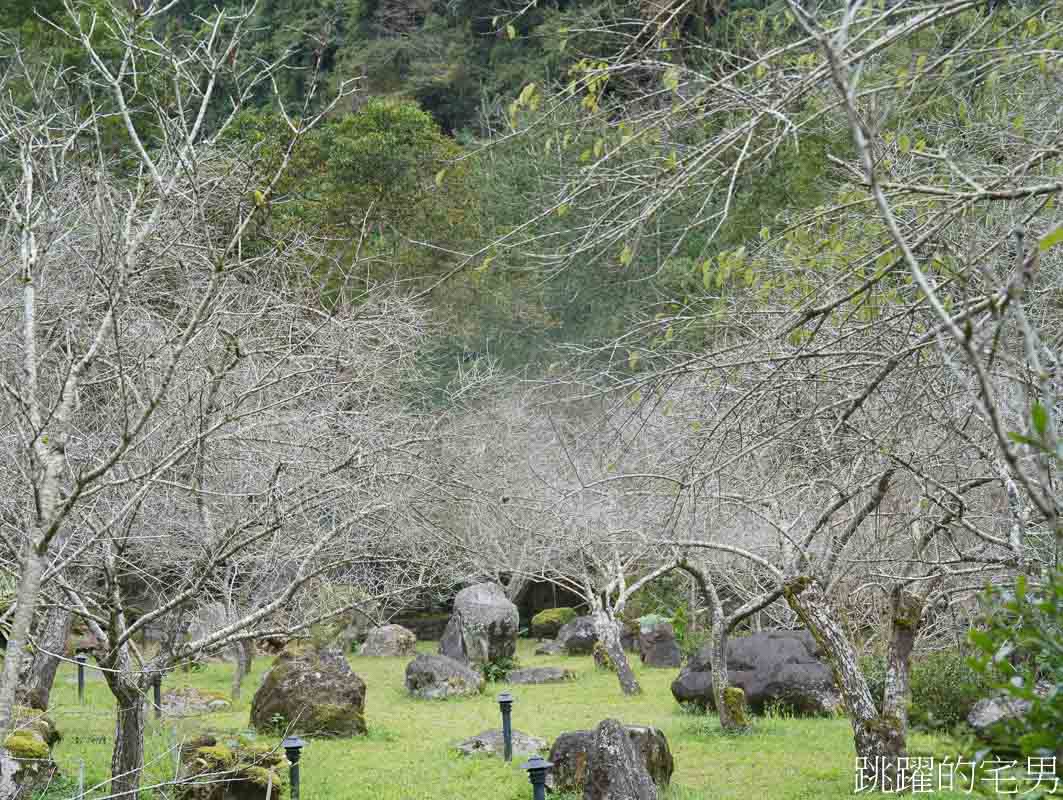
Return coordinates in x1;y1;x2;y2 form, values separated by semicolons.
35;640;978;799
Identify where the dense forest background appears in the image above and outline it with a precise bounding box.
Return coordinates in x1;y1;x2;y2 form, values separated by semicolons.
1;0;817;400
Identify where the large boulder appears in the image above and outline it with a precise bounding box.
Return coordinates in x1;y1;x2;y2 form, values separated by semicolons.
176;734;287;800
639;622;681;668
0;710;61;800
405;653;485;699
359;624;417;657
557;615;598;655
439;582;519;666
671;629;840;715
583;719;658;800
507;666;576;685
548;723;672;794
530;607;578;639
249;644;367;736
456;729;547;759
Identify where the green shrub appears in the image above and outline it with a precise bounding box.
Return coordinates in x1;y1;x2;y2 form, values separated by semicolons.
530;607;577;638
481;655;519;683
861;648;993;732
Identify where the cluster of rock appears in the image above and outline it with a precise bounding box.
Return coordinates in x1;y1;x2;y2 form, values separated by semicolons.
549;720;673;800
534;614;681;668
671;630;840;715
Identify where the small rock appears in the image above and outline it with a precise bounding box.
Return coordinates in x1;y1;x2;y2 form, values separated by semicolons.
534;640;564;656
0;709;61;800
639;622;681;668
359;624;417;657
506;667;575;685
162;687;232;717
405;653;484;699
456;729;547;758
557;616;598;655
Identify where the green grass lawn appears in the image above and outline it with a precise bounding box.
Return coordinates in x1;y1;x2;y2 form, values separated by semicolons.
38;640;979;799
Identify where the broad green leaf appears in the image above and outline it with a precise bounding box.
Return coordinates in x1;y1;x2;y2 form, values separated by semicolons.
1039;225;1063;252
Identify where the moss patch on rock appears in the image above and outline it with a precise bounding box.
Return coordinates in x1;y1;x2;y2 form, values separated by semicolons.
531;607;577;638
2;731;49;760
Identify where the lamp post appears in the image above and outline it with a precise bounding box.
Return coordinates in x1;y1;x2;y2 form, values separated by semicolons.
152;673;163;720
498;692;514;762
282;736;305;800
521;755;553;800
75;654;87;704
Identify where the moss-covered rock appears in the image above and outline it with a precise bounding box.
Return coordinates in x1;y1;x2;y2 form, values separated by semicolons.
177;734;287;799
723;687;751;729
0;709;61;800
530;607;577;639
250;644;367;737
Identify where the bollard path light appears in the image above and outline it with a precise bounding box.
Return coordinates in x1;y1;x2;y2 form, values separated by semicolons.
282;736;306;800
521;755;553;800
498;691;514;762
152;673;163;720
75;654;88;704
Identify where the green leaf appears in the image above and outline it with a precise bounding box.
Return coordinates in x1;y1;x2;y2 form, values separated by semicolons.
619;244;634;266
506;23;517;39
1039;225;1063;252
434;168;447;187
1031;402;1048;436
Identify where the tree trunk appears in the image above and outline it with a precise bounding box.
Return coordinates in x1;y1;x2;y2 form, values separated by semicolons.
103;669;147;799
16;605;73;711
592;609;641;696
785;576;906;790
708;607;740;730
882;585;923;732
231;639;254;701
0;548;45;732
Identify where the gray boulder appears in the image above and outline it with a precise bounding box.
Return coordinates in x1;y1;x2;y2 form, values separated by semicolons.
456;729;547;758
359;624;417;657
671;629;840;715
548;723;672;794
249;644;366;736
639;622;681;668
405;653;485;699
161;687;232;717
535;640;564;656
439;582;519;666
557;615;599;655
967;681;1053;738
507;667;576;685
584;719;658;800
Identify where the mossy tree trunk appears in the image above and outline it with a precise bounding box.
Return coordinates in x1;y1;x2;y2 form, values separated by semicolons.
707;605;740;730
98;636;152;798
785;575;906;788
0;549;45;733
592;608;641;696
16;605;73;711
